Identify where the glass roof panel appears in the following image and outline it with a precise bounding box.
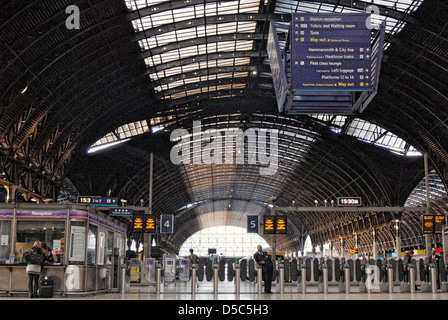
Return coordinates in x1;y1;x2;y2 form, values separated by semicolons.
345;118;421;156
127;0;261;99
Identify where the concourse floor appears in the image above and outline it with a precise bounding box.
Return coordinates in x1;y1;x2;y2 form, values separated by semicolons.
1;280;447;300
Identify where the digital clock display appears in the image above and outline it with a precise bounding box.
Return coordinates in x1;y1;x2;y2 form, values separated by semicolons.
337;197;361;207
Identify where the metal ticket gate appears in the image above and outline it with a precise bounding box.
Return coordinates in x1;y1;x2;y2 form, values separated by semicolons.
139;258;156;285
440;258;448;292
336;258;351;293
163;258;177;284
153;256;448;295
314;258;329;293
399;257;416;293
178;258;190;282
419;258;438;293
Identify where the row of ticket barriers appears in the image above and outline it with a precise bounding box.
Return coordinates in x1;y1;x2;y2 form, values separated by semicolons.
131;256;448;294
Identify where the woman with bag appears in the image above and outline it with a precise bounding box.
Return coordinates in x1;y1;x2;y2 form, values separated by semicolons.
24;241;45;298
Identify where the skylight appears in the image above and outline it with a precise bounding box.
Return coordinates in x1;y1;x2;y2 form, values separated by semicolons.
88;118;171;153
125;0;261;100
309;115;422;156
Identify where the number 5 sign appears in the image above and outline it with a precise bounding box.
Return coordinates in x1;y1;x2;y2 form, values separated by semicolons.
160;215;174;233
247;215;259;233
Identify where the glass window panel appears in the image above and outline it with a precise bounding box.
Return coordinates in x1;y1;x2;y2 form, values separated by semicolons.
15;221;65;264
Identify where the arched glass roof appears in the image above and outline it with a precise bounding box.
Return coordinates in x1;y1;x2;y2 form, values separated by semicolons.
124;0;425;102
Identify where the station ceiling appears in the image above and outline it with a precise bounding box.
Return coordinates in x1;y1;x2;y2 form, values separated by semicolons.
1;0;447;254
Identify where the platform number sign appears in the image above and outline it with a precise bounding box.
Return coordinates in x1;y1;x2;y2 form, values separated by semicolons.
247;215;259;233
161;215;173;234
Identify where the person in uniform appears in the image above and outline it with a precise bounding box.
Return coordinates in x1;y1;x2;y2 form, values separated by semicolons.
253;245;273;293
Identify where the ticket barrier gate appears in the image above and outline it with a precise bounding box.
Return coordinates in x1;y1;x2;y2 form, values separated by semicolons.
139;258;156;285
337;258;351;293
379;258;394;293
356;258;370;293
314;258;329;293
399;257;416;293
298;258;308;293
419;258;438;293
278;260;285;294
146;256;448;295
441;258;448;292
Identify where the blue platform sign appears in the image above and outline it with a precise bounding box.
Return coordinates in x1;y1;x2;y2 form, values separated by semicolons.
247;215;259;233
109;208;134;217
291;13;371;91
160;214;174;233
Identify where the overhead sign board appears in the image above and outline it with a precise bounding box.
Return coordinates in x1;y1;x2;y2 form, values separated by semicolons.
275;216;287;234
264;216;275;234
267;21;288;111
247;215;259;233
132;214;144;233
77;196;118;207
109;208;134;217
263;215;287;234
291;13;371;91
423;215;445;234
144;216;156;233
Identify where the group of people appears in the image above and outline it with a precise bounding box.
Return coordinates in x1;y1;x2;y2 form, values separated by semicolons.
24;240;52;298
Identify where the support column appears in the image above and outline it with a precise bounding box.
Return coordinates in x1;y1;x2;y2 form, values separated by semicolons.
395;220;401;260
144;152;153;259
340;237;344;259
372;228;378;260
424;153;432;258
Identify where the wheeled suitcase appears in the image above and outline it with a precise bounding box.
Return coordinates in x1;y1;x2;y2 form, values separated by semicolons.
39;276;54;298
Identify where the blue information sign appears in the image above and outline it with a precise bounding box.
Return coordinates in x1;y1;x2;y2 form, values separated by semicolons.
109;208;134;217
267;22;288;111
247;215;259;233
160;214;174;233
291;13;371;91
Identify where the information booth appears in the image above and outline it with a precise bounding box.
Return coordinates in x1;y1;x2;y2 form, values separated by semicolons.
0;203;126;296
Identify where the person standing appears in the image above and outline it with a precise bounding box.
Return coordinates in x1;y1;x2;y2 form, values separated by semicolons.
188;249;200;288
24;241;45;298
429;250;441;289
188;248;199;266
253;245;273;293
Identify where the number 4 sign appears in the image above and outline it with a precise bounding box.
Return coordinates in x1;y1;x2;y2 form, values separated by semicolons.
160;215;174;233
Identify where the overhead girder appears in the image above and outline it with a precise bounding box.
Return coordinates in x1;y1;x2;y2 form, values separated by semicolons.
80;112;425;252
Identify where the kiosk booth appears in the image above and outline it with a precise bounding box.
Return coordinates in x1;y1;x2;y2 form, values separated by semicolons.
0;203;127;296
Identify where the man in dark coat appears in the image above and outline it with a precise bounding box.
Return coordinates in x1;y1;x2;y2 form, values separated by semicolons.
253;245;273;293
